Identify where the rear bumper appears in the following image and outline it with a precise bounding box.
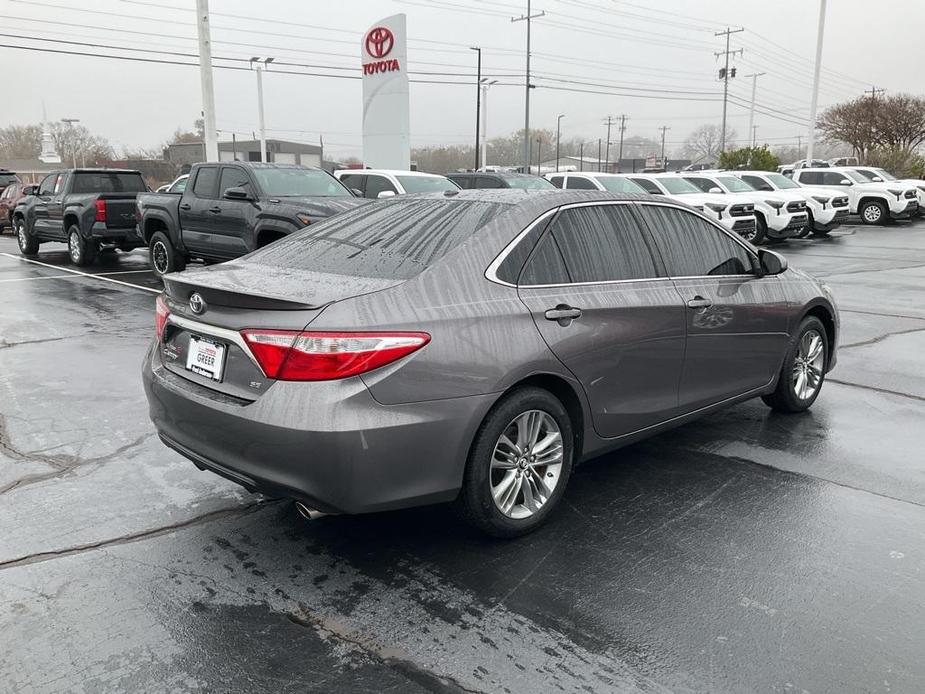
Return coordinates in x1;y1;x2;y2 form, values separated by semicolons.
142;343;495;514
88;222;146;247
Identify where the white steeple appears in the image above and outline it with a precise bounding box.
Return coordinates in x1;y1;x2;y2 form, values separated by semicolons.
39;101;61;164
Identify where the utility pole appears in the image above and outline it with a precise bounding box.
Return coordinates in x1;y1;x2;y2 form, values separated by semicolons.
617;114;627;167
715;26;744;154
745;72;765;150
865;86;885;101
196;0;218;161
805;0;827;163
61;118;79;167
597;138;602;172
603;115;615;171
536;138;542;174
659;126;670;168
480;79;498;168
579;142;584;171
555;114;565;172
470;47;481;170
752;125;758;148
512;1;545;173
250;58;273;163
797;135;803;159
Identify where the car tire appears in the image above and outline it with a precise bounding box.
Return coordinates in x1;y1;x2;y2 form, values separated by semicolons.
455;387;574;538
859;200;887;225
762;316;828;413
751;213;768;245
67;226;96;266
149;231;185;278
15;217;39;255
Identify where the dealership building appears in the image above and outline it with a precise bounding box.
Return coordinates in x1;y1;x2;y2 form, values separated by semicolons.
164;139;324;167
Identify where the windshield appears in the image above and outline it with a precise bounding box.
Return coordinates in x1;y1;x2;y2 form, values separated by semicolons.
717;176;754;193
72;172;146;194
844;170;868;184
246;198;506;280
396;175;458;194
766;173;800;189
597;177;646;193
505;176;554;190
658;177;701;194
253;168;352;197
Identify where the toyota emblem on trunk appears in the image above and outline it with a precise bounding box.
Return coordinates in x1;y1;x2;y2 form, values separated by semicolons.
189;293;206;315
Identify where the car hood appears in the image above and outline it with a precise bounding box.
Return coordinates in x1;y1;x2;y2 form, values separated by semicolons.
266;196;371;218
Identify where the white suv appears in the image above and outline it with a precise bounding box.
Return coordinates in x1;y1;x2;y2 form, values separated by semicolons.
791;167;919;225
847;167;925;215
731;170;849;238
612;173;760;242
545;171;652;195
334;169;459;199
681;172;806;243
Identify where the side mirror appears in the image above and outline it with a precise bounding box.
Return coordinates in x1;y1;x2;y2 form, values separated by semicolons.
758;248;788;275
377;190;397;199
839;179;852;186
350;188;363;197
709;186;723;194
871;176;883;182
223;186;252;200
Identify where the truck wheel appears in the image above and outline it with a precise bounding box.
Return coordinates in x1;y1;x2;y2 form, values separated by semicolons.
860;200;887;225
751;214;768;245
68;226;97;266
15;217;39;255
149;231;185;278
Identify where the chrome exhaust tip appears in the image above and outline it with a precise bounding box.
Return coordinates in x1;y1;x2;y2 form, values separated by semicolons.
294;501;327;520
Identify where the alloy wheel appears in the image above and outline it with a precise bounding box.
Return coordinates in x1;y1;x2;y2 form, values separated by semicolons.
490;410;563;519
16;221;26;249
792;329;825;400
152;240;169;275
863;204;882;223
68;232;81;263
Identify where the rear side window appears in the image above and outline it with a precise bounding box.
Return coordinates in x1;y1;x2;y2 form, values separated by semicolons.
548;204;659;283
476;176;503;189
798;171;823;185
639;205;754;277
520;233;570;285
548;175;564;189
565;176;597;190
338;173;365;192
192;167;219;198
72;172;146;194
248;199;507;280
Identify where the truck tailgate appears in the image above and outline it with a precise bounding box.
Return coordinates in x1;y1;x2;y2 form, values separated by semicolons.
100;194;139;229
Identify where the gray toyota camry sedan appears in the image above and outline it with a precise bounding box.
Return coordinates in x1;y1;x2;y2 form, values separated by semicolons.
143;190;838;537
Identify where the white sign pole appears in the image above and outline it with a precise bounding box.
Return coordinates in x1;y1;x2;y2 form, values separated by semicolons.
361;15;410;169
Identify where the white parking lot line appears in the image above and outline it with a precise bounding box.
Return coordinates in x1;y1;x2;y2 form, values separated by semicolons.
0;253;160;294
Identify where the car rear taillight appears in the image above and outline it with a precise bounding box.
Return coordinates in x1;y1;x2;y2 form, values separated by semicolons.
155;295;169;341
94;199;106;223
241;330;430;381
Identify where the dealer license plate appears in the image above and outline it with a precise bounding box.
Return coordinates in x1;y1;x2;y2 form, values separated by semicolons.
186;336;226;381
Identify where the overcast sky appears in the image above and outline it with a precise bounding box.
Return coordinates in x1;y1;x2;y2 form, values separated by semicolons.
2;0;923;159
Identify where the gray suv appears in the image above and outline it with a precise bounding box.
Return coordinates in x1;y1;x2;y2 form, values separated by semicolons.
143;190;839;537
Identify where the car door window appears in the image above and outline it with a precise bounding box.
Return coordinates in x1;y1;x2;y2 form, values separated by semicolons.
629;177;662;194
218;167;252;197
741;175;773;191
684;177;714;193
519;232;571;285
564;176;598;190
822;172;851;186
192;167;219;198
364;175;398;198
477;176;502;189
338;173;365;194
798;171;822;185
639;204;754;277
546;204;659;283
38;174;57;196
548;175;564;189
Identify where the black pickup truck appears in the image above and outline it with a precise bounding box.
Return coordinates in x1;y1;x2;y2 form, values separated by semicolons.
135;162;369;277
14;169;148;265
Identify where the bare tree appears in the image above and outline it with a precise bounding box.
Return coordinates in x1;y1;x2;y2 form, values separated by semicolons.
817;97;878;162
683;124;736;163
873;94;925;151
49;122;113;166
0;125;42;159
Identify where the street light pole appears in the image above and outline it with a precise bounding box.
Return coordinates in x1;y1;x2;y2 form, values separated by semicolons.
659;125;670;168
555;114;564;172
251;57;274;163
61;118;79;167
480;79;497;169
745;72;766;150
470;47;481;171
195;0;218;161
805;0;828;163
512;1;545;173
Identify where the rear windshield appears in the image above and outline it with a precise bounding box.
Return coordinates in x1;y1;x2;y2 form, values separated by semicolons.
247;198;507;280
253;168;352;197
73;172;146;194
505;176;554;190
396;175;458;194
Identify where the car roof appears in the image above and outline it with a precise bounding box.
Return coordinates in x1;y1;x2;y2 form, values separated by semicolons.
228;162;320;171
402;189;659;207
338;169;447;177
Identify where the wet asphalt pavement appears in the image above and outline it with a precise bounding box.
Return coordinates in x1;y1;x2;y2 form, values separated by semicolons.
1;222;924;694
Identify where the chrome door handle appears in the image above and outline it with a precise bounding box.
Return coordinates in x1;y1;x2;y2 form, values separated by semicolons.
544;305;582;325
686;296;713;309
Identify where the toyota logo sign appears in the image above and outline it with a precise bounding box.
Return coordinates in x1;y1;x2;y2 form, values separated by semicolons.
365;26;394;59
